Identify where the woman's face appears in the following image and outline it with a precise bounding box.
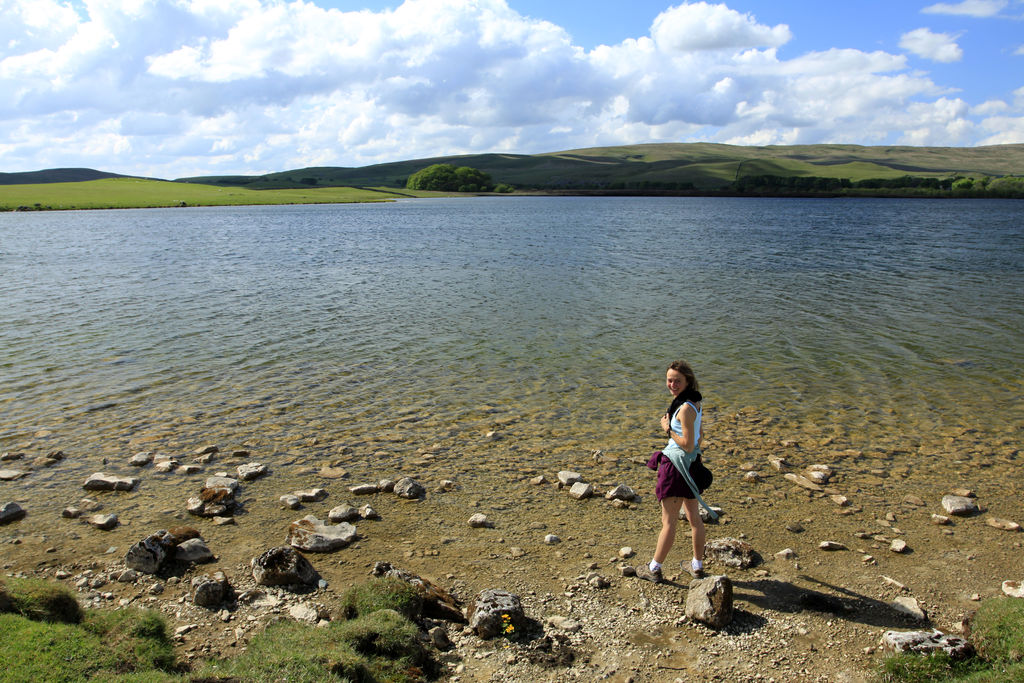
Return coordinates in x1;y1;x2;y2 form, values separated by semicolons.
666;368;688;396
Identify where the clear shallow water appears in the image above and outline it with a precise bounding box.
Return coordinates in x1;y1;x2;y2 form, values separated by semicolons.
1;197;1021;477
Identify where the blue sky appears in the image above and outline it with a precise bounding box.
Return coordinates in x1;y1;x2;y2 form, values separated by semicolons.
3;0;1022;178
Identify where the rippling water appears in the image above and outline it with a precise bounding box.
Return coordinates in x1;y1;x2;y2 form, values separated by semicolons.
1;197;1021;481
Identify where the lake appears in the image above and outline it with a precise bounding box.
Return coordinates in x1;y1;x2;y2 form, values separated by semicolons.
1;197;1021;486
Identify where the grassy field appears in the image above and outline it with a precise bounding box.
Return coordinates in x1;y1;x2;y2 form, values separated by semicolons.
0;177;435;211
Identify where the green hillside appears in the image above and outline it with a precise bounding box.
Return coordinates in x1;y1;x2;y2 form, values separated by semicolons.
177;142;1024;191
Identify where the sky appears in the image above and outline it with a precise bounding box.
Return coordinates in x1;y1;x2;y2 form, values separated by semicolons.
2;0;1023;179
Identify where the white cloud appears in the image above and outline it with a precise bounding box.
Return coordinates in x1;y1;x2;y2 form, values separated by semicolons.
900;28;964;63
1015;44;1024;55
650;2;791;51
922;0;1007;17
0;0;1018;178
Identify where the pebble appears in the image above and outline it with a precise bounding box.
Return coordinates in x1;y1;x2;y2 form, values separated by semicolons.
468;513;492;528
818;541;848;551
544;534;561;544
889;539;908;553
941;495;979;516
987;517;1021;532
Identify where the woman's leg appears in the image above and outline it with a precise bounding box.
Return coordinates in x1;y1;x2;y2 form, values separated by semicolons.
681;497;705;563
653;497;684;563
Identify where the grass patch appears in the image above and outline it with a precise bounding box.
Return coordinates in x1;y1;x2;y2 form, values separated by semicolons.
877;597;1024;683
0;178;430;211
197;609;434;682
340;577;424;620
0;578;179;681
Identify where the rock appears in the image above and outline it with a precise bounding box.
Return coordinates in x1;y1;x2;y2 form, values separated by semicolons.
251;546;319;587
468;513;492;528
62;507;81;519
705;537;759;568
805;464;832;484
618;547;635;559
786;522;805;533
950;488;975;498
987;517;1021;532
604;484;636;501
467;589;525;639
193;444;219;456
129;452;153;466
544;534;561;545
205;476;240;493
153;460;178;473
880;629;974;660
557;471;583;487
0;452;24;461
175;538;214;564
328;504;360;523
212;516;235;526
437;479;457;492
681;506;724;523
620;565;636;577
588;574;610;589
891;596;927;621
294;488;327;503
774;548;797;561
377;479;396;493
902;495;926;507
237;462;268;481
685;575;734;628
86;513;119;530
0;469;28;481
931;514;952;525
83;473;139;492
279;495;301;510
1002;580;1024;598
349;484;379;495
830;495;850;507
743;471;763;482
784;473;823;492
179;464;203;474
429;625;452;650
394;478;425;499
568;482;593;500
530;475;549;486
125;530;176;574
768;458;789;472
117;568;140;583
819;541;848;551
941;495;979;516
358;505;379;520
289;603;320;623
889;539;908;553
370;561;465;622
192;572;230;608
318;466;348;479
287;515;357;552
0;501;27;524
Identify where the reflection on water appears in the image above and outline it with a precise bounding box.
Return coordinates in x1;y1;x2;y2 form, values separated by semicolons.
0;197;1021;485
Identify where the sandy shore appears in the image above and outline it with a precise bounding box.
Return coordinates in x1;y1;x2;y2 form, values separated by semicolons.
2;407;1022;681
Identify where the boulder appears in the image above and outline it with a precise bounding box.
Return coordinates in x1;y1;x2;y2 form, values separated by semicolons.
192;571;230;608
371;561;465;622
83;473;139;492
468;513;492;528
251;546;319;587
125;530;177;574
0;501;26;524
237;462;268;481
286;515;357;552
705;537;759;568
86;513;119;530
293;488;327;502
941;495;979;516
394;478;425;499
557;471;582;487
328;504;360;523
175;538;214;564
880;629;973;660
467;589;525;639
604;484;637;501
349;484;379;495
685;575;734;627
568;482;593;500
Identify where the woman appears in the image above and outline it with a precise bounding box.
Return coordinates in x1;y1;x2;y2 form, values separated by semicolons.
637;360;715;584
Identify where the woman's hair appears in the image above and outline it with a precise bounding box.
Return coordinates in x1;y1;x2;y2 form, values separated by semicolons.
667;360;699;391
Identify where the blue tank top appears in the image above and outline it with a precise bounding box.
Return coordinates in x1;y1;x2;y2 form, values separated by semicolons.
666;400;701;452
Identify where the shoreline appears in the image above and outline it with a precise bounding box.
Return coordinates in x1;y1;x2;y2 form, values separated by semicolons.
3;409;1021;681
